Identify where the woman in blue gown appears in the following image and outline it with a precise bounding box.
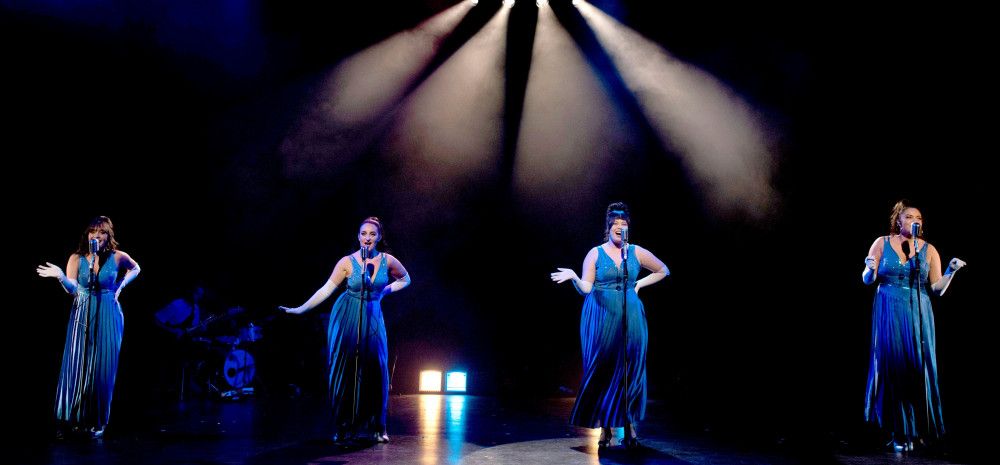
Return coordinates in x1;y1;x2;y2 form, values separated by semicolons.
551;202;670;448
36;216;141;439
280;216;411;443
862;200;966;452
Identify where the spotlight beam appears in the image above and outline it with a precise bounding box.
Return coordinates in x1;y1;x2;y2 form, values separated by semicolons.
413;3;505;98
556;2;778;219
548;2;669;146
281;3;503;178
351;3;506;166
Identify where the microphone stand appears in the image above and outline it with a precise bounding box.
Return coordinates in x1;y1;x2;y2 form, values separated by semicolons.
81;246;101;429
911;234;926;388
620;239;634;447
904;231;924;451
352;247;367;434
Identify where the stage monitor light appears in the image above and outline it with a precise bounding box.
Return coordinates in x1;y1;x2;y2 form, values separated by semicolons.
420;370;442;392
445;371;467;392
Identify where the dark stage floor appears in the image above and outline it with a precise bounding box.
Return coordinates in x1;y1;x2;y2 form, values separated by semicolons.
14;395;975;465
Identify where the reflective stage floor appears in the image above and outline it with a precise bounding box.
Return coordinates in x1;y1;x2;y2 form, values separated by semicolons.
15;395;978;465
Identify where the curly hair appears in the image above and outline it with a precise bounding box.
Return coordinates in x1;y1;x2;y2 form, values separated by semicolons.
888;199;924;236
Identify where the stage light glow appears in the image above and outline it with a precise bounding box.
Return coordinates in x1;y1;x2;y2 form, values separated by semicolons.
536;0;548;7
279;2;471;177
382;7;509;229
445;395;466;461
419;394;442;464
513;5;627;221
420;370;442;392
447;395;466;423
445;371;467;392
504;0;516;7
576;3;779;220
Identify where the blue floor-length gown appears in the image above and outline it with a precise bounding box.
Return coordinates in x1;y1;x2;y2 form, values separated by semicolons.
865;237;944;440
327;254;390;434
55;252;123;430
570;244;648;428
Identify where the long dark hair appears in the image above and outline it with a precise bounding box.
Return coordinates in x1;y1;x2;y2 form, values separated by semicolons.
888;199;924;236
75;216;118;255
603;202;631;241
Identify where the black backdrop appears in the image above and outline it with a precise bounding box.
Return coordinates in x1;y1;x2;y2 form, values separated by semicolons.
4;0;990;459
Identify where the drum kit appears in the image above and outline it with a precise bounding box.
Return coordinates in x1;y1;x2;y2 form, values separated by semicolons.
181;307;265;400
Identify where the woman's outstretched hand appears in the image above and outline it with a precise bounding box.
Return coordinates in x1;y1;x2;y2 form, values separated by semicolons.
550;268;578;284
279;305;305;315
37;262;65;280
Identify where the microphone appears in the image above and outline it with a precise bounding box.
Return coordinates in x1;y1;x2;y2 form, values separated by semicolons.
620;226;629;260
910;222;922;265
88;238;100;276
360;246;370;291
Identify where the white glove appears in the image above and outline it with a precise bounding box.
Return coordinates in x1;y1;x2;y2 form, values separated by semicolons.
933;257;967;296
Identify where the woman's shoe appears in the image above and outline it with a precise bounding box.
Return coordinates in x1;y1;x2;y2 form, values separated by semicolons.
622;423;640;449
887;439;904;452
598;428;615;449
375;432;390;443
887;437;912;453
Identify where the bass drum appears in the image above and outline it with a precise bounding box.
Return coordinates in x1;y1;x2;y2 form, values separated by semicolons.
222;349;256;389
